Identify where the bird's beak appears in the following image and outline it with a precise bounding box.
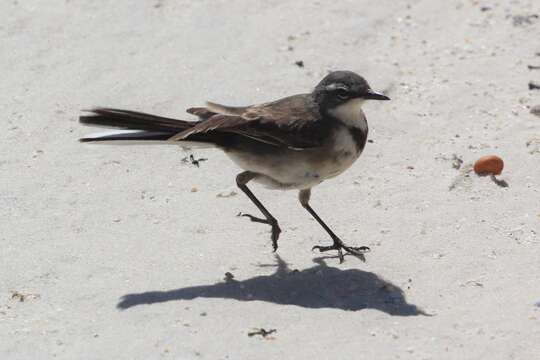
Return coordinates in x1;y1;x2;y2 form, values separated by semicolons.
364;89;390;101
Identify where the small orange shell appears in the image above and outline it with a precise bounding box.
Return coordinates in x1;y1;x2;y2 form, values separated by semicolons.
474;155;504;175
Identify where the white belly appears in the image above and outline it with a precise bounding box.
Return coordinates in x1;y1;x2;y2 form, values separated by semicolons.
226;125;363;190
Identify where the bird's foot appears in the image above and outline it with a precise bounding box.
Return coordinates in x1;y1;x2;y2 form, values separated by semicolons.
238;212;281;251
312;237;370;263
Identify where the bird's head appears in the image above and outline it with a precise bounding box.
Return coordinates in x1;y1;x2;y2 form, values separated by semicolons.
314;71;390;110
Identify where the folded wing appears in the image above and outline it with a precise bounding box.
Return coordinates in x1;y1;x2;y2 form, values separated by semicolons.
177;94;327;149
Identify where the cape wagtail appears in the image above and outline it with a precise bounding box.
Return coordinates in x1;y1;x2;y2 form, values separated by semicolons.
80;70;390;262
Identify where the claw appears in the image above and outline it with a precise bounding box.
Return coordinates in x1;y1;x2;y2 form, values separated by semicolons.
239;212;281;251
344;246;371;254
239;213;270;224
312;242;370;263
270;224;281;251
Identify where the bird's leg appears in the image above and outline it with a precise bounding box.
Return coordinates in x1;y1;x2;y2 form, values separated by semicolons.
236;171;281;251
299;189;370;263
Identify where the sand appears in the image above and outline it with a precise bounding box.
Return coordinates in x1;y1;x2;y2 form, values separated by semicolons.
1;0;539;359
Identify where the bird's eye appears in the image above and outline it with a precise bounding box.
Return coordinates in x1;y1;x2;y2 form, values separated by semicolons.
336;89;349;100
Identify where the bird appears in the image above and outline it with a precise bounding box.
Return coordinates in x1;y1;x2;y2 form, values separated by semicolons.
79;70;390;262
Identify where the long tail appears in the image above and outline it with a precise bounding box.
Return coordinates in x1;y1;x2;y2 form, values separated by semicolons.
79;108;202;144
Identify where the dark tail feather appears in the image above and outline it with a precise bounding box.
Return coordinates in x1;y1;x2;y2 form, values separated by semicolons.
79;130;176;143
79;108;195;143
79;107;233;147
80;108;193;132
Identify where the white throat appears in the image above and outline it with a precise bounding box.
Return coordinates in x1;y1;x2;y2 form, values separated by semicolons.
328;98;368;133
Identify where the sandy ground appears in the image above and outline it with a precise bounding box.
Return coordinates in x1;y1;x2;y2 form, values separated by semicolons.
2;0;540;359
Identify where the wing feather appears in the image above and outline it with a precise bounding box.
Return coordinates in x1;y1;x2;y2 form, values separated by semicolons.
178;94;327;149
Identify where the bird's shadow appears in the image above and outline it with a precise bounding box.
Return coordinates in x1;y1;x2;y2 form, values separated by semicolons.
117;255;427;316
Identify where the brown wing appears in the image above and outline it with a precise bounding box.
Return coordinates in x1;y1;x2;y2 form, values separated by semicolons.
178;94;327;149
186;101;248;120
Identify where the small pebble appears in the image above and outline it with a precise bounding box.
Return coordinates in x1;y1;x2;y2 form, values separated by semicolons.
530;105;540;117
529;81;540;90
473;155;504;175
216;190;237;198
